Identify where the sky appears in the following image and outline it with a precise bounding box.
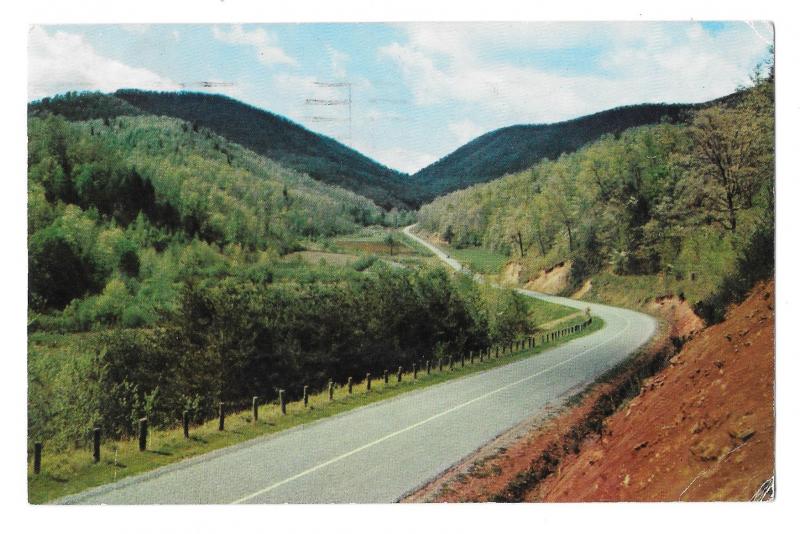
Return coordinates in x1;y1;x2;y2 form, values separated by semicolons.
28;22;773;174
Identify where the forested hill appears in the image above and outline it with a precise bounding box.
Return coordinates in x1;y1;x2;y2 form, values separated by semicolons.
409;100;732;203
417;76;774;324
111;90;413;209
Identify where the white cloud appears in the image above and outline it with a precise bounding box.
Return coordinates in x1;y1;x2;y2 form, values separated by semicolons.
448;119;483;145
380;22;773;128
326;45;349;79
28;26;178;100
212;25;296;67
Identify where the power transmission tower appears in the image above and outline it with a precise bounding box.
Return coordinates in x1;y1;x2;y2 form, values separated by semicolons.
305;81;352;139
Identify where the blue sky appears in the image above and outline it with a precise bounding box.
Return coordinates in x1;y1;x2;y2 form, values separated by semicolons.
28;22;773;173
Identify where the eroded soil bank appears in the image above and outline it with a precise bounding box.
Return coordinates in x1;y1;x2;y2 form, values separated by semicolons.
404;280;774;502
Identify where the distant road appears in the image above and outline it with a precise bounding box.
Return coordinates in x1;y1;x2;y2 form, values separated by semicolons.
59;226;656;504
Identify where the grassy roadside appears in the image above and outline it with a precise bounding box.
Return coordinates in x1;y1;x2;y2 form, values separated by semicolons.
29;314;604;504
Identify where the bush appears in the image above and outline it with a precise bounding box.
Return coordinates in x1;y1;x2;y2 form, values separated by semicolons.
695;215;774;324
352;254;378;272
29;227;98;310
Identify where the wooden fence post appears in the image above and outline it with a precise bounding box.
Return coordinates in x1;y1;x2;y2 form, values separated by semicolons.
366;373;372;391
461;353;465;367
347;377;353;394
252;396;259;422
449;356;454;371
438;358;443;372
183;410;190;438
329;380;335;400
303;385;309;407
33;442;42;474
138;417;148;451
279;389;286;415
218;403;225;431
384;369;389;384
397;366;403;383
412;363;417;379
426;360;431;375
93;427;101;463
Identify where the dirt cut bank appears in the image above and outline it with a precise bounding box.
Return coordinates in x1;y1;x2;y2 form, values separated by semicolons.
405;280;774;502
533;279;774;501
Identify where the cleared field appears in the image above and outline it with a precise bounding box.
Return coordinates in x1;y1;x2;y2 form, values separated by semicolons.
441;245;509;274
335;239;415;256
283;251;358;266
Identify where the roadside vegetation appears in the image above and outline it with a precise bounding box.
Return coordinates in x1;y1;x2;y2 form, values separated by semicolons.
30;313;601;504
417;63;774;322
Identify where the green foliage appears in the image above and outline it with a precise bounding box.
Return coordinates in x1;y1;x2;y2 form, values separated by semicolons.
108;90;414;209
26;109;386;321
694;212;774;324
32;267;532;445
410;102;706;203
28;226;102;310
352;254;378;271
419;78;774;308
28;91;145;121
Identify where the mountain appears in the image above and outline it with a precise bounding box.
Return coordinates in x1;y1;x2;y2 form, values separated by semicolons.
29;90;741;209
112;90;413;209
409;103;703;203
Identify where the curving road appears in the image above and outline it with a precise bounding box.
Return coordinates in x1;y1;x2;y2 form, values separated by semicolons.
58;226;656;504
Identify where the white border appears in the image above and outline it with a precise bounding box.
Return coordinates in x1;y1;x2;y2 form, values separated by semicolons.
2;1;797;533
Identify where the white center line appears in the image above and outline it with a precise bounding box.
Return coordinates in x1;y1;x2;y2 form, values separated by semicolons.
231;311;630;504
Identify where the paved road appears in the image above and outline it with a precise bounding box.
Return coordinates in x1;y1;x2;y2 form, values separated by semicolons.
59;227;656;504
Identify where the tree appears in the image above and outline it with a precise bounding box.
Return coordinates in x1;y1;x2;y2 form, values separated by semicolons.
29;227;95;310
384;232;397;256
687;72;773;234
442;225;454;244
541;159;585;252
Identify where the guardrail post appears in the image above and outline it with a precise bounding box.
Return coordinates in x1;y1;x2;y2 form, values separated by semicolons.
329;380;335;400
412;363;417;379
303;385;309;407
366;373;372;391
397;366;403;382
384;369;389;384
279;389;286;415
252;396;259;422
139;417;148;450
183;410;190;438
93;427;101;463
33;442;42;474
347;377;353;394
426;360;431;375
218;403;225;431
